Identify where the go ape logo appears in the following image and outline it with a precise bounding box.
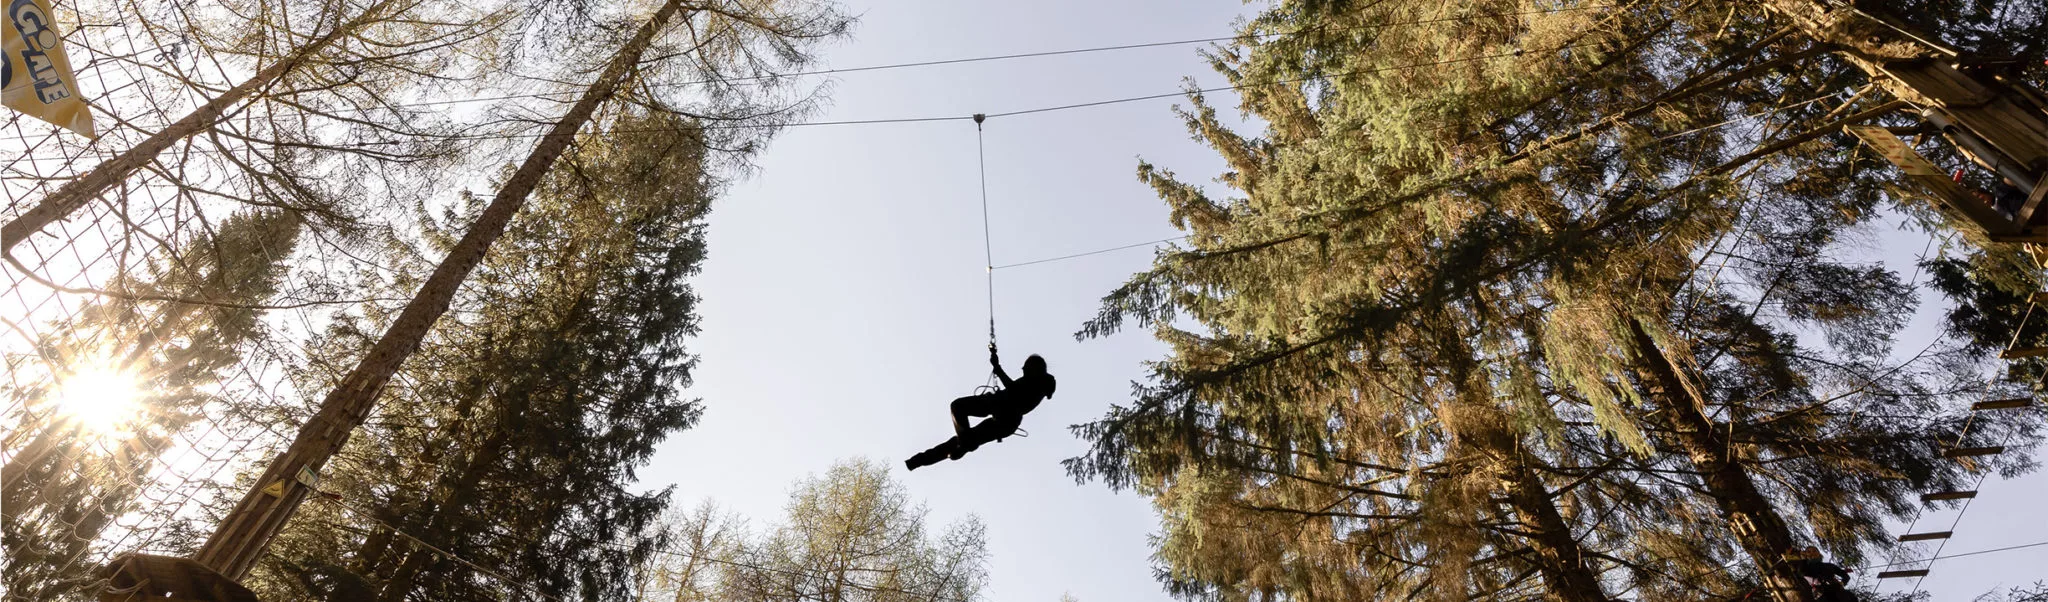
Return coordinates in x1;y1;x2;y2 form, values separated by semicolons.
6;0;74;105
4;0;92;137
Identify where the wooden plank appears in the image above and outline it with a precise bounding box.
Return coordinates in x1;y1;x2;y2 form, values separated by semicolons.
2018;172;2048;225
2002;346;2048;359
1944;446;2006;458
1899;531;1954;542
2031;292;2047;304
1877;569;1930;579
1974;398;2035;410
1921;491;1978;501
1988;230;2048;243
1912;172;2022;233
1848;125;1945;176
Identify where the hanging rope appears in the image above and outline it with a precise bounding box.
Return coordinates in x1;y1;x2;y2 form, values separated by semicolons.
974;113;996;349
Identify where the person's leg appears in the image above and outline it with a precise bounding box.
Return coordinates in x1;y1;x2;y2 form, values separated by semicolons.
951;394;998;437
952;414;1021;460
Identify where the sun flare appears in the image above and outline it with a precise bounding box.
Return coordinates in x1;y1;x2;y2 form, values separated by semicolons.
56;364;144;435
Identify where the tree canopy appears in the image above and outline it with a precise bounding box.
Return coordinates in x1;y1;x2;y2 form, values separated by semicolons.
1075;0;2046;600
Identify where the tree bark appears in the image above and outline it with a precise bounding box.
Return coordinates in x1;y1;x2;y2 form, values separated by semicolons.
1626;317;1813;602
0;1;395;252
1482;433;1610;602
191;0;693;579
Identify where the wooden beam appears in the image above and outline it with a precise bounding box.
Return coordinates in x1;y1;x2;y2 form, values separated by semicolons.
1843;125;2027;236
1877;569;1930;579
1921;491;1977;501
1974;398;2035;410
2018;171;2048;226
2001;346;2048;359
1944;446;2006;458
1899;531;1954;542
2030;291;2046;304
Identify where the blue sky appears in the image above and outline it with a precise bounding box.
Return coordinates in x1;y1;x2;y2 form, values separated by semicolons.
638;1;2048;600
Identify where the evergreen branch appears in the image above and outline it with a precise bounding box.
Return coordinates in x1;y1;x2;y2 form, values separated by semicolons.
5;250;407;310
1078;89;1905;478
1235;503;1416;522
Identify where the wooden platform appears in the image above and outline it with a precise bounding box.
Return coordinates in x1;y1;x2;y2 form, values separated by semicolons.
1943;446;2006;458
1973;398;2035;410
100;554;258;602
2001;346;2048;359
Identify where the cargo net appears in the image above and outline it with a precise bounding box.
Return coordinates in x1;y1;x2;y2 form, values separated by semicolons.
3;6;365;600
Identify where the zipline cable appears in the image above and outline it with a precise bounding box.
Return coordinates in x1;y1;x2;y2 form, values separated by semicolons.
6;42;1603;164
992;235;1190;270
1;4;1623;150
316;498;562;601
134;5;1643;114
974;114;996;348
1857;539;2048;571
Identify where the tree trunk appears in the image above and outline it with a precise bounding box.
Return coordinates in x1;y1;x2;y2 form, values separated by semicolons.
191;0;693;578
1490;439;1610;602
1626;317;1813;602
0;1;396;252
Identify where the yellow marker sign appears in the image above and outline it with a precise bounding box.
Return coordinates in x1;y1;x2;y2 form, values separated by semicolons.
261;479;288;498
3;0;95;138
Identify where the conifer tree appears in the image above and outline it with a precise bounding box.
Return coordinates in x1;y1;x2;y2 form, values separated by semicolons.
631;501;743;602
2;209;303;601
246;108;715;601
621;460;992;602
719;459;990;602
192;0;849;579
2;0;496;251
1075;1;2044;600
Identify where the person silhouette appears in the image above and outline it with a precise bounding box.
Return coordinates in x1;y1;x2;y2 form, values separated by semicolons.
905;346;1056;470
1794;546;1857;602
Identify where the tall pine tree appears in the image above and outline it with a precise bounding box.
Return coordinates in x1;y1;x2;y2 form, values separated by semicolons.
252;109;718;602
1075;1;2044;599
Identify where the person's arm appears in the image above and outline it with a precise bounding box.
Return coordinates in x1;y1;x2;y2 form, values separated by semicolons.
990;347;1014;388
1828;564;1851;581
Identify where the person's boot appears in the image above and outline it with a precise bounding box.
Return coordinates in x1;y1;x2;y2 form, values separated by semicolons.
948;437;979;460
906;439;957;470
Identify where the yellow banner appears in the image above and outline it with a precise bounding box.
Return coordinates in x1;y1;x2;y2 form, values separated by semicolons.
4;0;95;138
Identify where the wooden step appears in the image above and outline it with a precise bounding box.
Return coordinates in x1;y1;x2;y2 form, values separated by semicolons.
1899;531;1953;542
1877;569;1930;579
1974;397;2035;410
1944;446;2006;458
1921;491;1978;501
2003;346;2048;359
2031;291;2046;304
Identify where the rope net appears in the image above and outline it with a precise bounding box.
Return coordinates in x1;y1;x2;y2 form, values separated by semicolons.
3;3;353;598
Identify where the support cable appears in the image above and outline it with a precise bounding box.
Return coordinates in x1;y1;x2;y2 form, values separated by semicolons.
1903;393;2031;597
1857;539;2048;572
992;235;1190;270
974;114;995;349
316;497;564;602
